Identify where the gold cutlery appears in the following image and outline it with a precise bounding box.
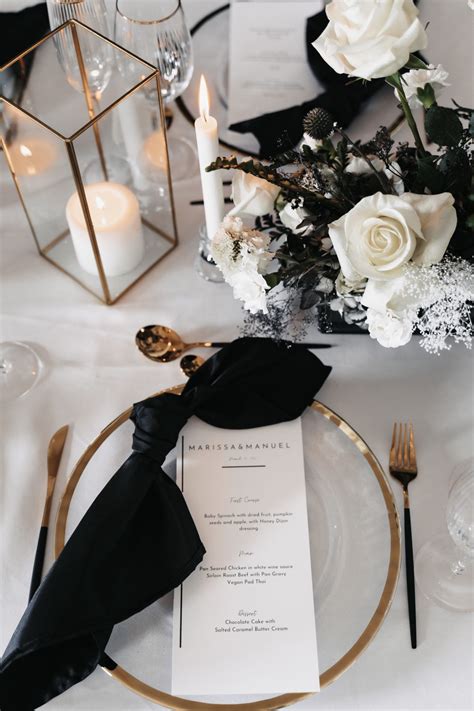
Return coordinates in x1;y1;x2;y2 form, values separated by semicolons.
136;324;333;363
389;422;418;648
136;325;228;363
28;425;69;602
180;354;205;378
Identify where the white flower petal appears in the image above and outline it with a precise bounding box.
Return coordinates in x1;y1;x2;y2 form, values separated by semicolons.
366;308;414;347
313;0;427;80
401;192;457;265
231;169;280;217
328;214;364;282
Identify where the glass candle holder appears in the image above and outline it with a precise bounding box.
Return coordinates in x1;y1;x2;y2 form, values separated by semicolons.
0;19;178;304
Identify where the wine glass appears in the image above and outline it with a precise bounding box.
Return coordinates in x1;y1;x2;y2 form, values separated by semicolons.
46;0;112;96
46;0;131;184
0;342;42;402
416;460;474;612
114;0;197;182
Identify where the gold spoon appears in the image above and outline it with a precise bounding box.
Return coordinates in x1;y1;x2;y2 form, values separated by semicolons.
135;325;227;363
180;354;205;378
136;324;332;363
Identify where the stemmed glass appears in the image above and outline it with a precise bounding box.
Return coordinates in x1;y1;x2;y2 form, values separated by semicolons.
46;0;112;96
416;460;474;612
114;0;196;182
46;0;130;184
0;342;42;402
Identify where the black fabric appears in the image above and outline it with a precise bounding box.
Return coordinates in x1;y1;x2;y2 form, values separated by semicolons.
0;4;49;67
228;9;386;157
0;337;331;710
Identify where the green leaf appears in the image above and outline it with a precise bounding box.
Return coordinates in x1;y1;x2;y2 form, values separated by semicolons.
438;148;471;194
416;84;436;110
404;54;429;70
425;106;464;146
415;155;446;193
264;273;281;289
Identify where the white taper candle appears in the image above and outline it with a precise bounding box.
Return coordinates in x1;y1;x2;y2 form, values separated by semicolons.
194;75;225;241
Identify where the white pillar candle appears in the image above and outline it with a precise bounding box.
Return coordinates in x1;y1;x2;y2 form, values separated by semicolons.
194;75;224;240
66;181;145;277
8;138;58;177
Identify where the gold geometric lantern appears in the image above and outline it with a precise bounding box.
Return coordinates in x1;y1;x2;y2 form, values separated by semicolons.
0;19;178;304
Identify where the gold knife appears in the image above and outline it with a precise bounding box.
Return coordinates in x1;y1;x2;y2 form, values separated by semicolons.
28;425;69;602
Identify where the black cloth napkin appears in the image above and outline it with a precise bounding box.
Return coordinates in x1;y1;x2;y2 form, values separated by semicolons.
0;337;331;710
0;4;49;67
228;10;387;157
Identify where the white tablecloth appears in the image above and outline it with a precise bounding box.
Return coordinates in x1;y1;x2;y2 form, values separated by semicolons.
1;1;473;709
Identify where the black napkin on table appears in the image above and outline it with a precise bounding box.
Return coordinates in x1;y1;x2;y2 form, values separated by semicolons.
0;4;49;67
0;337;331;710
228;9;387;157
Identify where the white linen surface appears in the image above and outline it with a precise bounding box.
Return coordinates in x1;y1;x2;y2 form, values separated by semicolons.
1;1;473;710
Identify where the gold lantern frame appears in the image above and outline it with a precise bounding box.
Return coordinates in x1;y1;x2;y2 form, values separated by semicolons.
0;19;178;305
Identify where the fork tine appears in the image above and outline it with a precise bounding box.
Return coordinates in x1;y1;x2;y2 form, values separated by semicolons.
394;422;401;468
403;423;409;468
391;422;397;459
409;423;416;467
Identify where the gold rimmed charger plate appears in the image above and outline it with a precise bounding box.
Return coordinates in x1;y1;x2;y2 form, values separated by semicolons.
55;386;400;710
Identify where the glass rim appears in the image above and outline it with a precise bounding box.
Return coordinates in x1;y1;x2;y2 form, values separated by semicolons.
115;0;182;26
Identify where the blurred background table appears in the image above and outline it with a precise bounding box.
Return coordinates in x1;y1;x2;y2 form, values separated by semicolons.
1;1;473;709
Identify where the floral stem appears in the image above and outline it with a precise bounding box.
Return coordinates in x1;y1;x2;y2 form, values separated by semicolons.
334;126;394;193
388;72;426;156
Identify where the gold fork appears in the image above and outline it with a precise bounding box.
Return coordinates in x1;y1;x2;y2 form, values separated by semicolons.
389;422;418;649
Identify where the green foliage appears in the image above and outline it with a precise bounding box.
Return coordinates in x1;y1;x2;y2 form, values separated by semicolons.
425;106;464;146
209;95;473;298
414;155;446;194
438;148;471;194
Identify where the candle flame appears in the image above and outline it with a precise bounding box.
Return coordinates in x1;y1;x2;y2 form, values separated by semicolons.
95;196;106;210
19;144;33;158
199;75;210;122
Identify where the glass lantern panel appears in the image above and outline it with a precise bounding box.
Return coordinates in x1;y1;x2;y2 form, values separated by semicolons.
1;103;76;257
3;22;156;139
42;74;175;303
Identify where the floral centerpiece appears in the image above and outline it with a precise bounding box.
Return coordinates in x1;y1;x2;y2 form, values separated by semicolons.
208;0;473;352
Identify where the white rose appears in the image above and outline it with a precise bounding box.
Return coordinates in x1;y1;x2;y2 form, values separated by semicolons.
228;270;269;314
329;191;457;282
231;170;280;217
279;202;310;234
313;0;427;80
346;156;405;195
395;64;450;109
365;308;414;348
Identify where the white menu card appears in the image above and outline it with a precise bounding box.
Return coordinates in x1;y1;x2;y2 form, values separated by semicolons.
171;416;319;696
227;0;324;126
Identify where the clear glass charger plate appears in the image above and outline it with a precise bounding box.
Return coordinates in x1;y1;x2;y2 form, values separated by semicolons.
55;388;400;709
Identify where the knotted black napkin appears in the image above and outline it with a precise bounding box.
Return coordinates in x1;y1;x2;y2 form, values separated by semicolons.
228;10;388;157
0;337;330;710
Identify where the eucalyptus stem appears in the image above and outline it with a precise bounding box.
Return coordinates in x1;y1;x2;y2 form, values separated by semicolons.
390;72;426;156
